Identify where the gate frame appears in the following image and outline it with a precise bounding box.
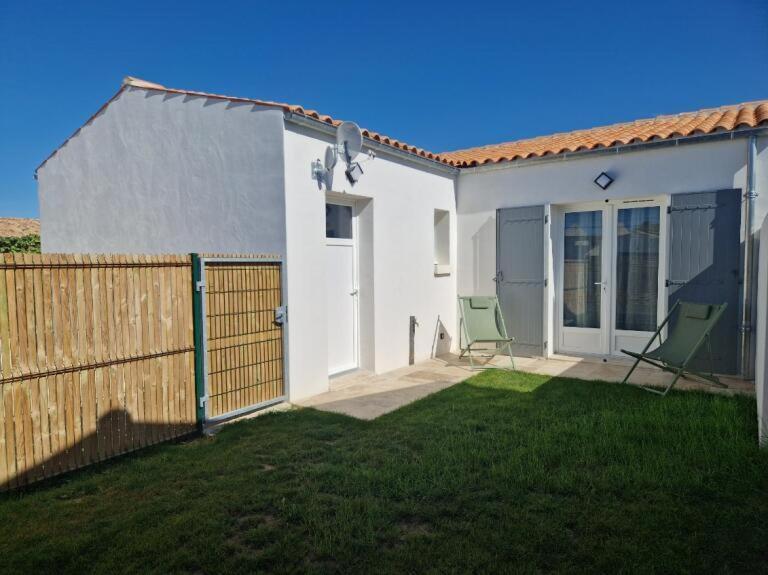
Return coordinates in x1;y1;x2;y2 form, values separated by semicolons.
192;254;287;426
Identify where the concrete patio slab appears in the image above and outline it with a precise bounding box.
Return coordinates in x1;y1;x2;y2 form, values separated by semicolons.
294;353;754;420
510;353;754;396
295;359;470;420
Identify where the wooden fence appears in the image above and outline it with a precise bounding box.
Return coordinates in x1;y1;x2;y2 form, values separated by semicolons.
0;254;197;490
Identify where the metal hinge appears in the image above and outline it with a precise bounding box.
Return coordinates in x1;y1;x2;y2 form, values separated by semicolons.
668;204;718;213
196;280;206;292
544;214;549;224
544;278;548;287
739;323;752;334
199;395;208;408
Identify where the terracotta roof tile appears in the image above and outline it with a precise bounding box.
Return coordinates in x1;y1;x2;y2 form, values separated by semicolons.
36;77;768;174
0;218;40;237
36;77;455;173
442;100;768;167
116;78;453;166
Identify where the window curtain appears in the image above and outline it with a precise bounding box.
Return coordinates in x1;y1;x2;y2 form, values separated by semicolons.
563;211;602;328
616;207;660;332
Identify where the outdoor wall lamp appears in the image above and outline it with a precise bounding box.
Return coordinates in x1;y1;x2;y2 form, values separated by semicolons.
594;171;614;190
345;162;364;185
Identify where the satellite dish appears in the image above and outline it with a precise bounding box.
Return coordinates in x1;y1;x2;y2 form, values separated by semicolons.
336;121;363;164
324;145;337;170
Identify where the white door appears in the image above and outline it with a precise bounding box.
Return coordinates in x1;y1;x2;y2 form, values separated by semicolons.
559;205;611;354
558;198;666;356
326;202;358;375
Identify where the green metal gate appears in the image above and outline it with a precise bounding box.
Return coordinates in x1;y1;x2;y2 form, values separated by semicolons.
193;256;286;424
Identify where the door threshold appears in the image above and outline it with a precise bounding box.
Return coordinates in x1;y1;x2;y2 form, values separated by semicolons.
329;367;361;379
549;353;635;366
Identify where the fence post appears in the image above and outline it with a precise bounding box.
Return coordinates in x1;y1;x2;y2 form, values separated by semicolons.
191;253;206;429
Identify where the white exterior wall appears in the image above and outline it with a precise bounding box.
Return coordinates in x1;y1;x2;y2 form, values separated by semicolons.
458;138;761;297
457;138;768;360
38;86;287;255
283;124;457;400
36;85;768;414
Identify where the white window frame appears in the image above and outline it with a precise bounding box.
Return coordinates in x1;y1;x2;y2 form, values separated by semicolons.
553;194;669;357
433;208;451;276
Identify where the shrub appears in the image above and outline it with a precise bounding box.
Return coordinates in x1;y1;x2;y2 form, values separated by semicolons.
0;234;41;253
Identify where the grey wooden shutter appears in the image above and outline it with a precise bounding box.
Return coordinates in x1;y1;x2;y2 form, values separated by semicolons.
496;205;546;356
667;189;741;374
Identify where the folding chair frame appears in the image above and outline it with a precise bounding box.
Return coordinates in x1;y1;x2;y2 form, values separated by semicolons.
457;298;516;371
620;300;728;396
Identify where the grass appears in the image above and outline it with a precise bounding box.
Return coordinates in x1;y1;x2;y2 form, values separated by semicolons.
0;371;767;574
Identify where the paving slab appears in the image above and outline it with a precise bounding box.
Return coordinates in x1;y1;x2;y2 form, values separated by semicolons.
295;359;471;420
294;353;754;420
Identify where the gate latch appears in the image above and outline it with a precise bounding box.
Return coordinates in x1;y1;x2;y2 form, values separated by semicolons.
274;305;287;325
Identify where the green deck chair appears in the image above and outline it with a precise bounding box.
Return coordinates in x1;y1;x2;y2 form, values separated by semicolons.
458;296;515;370
620;301;728;396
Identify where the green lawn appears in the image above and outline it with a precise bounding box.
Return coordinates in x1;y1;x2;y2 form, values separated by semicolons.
1;371;767;574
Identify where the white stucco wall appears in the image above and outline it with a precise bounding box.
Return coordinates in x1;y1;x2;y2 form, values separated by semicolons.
756;214;768;446
456;137;768;361
38;86;287;255
283;123;457;400
37;86;768;407
457;138;762;297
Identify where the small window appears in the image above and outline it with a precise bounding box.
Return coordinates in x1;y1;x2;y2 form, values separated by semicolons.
434;209;450;275
326;203;353;239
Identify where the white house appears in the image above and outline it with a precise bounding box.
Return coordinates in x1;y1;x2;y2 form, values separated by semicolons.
36;77;768;406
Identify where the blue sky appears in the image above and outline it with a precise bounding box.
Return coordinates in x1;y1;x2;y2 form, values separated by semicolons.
1;0;767;217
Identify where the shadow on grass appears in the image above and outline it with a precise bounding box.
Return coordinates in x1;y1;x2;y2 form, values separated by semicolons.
0;371;765;574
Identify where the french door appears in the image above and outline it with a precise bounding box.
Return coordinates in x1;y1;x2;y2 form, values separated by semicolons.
557;198;667;356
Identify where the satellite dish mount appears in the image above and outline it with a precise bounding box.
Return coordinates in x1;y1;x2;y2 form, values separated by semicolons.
312;121;373;189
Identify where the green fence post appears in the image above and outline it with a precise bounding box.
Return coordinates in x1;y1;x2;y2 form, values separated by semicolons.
191;253;206;429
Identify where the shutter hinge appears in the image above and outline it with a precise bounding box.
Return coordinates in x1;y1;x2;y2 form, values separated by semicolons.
739;323;752;334
196;280;206;292
544;214;549;224
199;395;208;408
544;278;548;287
668;204;718;213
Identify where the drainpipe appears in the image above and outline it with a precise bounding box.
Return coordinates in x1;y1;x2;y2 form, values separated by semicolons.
741;136;758;379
